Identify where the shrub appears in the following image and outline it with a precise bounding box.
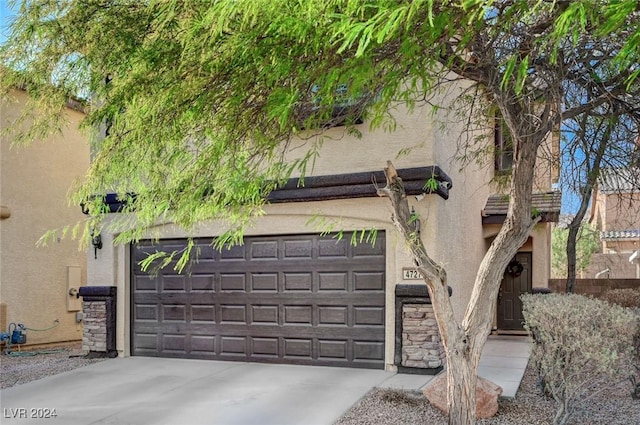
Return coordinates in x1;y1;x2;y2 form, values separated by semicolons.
600;288;640;309
600;289;640;398
522;293;637;425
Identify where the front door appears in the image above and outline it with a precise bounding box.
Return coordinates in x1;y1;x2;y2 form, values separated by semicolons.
497;252;532;331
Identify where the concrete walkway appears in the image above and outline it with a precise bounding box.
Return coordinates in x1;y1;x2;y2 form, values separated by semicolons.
379;335;531;397
0;336;530;425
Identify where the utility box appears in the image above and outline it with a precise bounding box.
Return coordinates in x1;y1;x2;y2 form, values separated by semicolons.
67;266;83;311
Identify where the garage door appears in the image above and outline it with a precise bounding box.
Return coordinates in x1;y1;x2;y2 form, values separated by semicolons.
131;232;386;369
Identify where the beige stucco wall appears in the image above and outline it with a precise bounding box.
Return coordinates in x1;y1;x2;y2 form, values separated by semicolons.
589;190;639;277
88;99;501;369
87;93;555;368
603;192;640;234
482;223;552;290
0;89;89;346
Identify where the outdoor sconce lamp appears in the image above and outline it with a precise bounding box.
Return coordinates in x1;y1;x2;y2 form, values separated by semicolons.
91;231;103;259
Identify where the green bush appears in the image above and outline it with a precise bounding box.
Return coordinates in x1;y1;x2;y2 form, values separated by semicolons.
600;288;640;308
522;293;637;425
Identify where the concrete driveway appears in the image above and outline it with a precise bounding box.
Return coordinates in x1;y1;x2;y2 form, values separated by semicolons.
0;357;395;425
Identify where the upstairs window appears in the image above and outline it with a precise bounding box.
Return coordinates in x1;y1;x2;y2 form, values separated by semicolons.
495;117;514;173
298;84;370;129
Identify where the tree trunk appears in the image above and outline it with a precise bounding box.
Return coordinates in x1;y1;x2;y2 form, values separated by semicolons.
566;223;580;292
377;152;539;424
447;344;478;425
565;118;612;293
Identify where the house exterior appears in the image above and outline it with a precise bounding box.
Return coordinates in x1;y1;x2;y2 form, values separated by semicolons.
586;168;640;279
0;88;90;347
83;93;559;370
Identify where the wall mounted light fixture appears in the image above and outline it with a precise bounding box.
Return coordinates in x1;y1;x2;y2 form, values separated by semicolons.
91;231;103;259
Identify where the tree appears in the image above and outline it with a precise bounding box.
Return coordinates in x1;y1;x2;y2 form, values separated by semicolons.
552;221;599;279
558;82;640;292
2;1;638;424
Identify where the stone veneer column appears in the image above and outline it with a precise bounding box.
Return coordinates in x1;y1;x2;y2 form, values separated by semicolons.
395;284;450;374
78;286;118;358
82;301;107;352
401;304;446;369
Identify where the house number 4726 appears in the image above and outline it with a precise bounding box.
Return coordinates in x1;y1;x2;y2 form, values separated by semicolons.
403;268;422;280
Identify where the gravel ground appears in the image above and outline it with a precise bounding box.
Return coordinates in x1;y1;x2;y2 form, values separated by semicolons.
0;342;108;389
335;362;640;425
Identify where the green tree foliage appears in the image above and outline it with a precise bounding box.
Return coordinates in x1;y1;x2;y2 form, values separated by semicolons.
1;1;636;247
2;1;638;424
551;222;599;279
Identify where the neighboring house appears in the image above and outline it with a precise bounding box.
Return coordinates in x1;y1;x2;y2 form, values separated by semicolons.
586;167;640;279
85;93;559;370
0;89;89;347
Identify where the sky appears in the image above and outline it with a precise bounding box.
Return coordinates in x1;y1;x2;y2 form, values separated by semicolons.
0;1;14;45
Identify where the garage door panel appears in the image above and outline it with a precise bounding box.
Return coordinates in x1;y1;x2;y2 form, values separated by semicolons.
152;324;382;339
251;337;279;357
354;306;385;326
133;333;158;351
190;275;215;291
191;335;216;353
220;305;247;323
283;240;313;258
191;305;216;322
251;274;278;291
354;272;385;291
220;336;247;355
318;340;347;359
133;276;157;292
134;293;202;304
203;293;384;305
354;341;385;361
318;306;348;325
251;305;279;323
161;275;187;291
186;259;384;275
318;273;348;291
353;238;385;256
162;305;187;322
134;304;158;321
283;305;313;324
249;241;278;259
162;334;186;353
132;233;386;368
220;274;246;291
318;238;348;257
283;273;313;291
220;244;245;260
284;338;312;358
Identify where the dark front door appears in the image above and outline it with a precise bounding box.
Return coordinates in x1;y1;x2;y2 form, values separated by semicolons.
131;232;386;369
497;252;532;331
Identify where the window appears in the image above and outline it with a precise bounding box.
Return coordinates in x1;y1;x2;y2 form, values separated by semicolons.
298;84;369;129
495;117;514;173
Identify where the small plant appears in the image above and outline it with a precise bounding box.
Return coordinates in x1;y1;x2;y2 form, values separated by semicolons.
379;389;423;407
522;293;637;425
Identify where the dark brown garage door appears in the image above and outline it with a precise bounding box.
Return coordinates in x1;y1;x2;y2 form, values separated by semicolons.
131;232;386;369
